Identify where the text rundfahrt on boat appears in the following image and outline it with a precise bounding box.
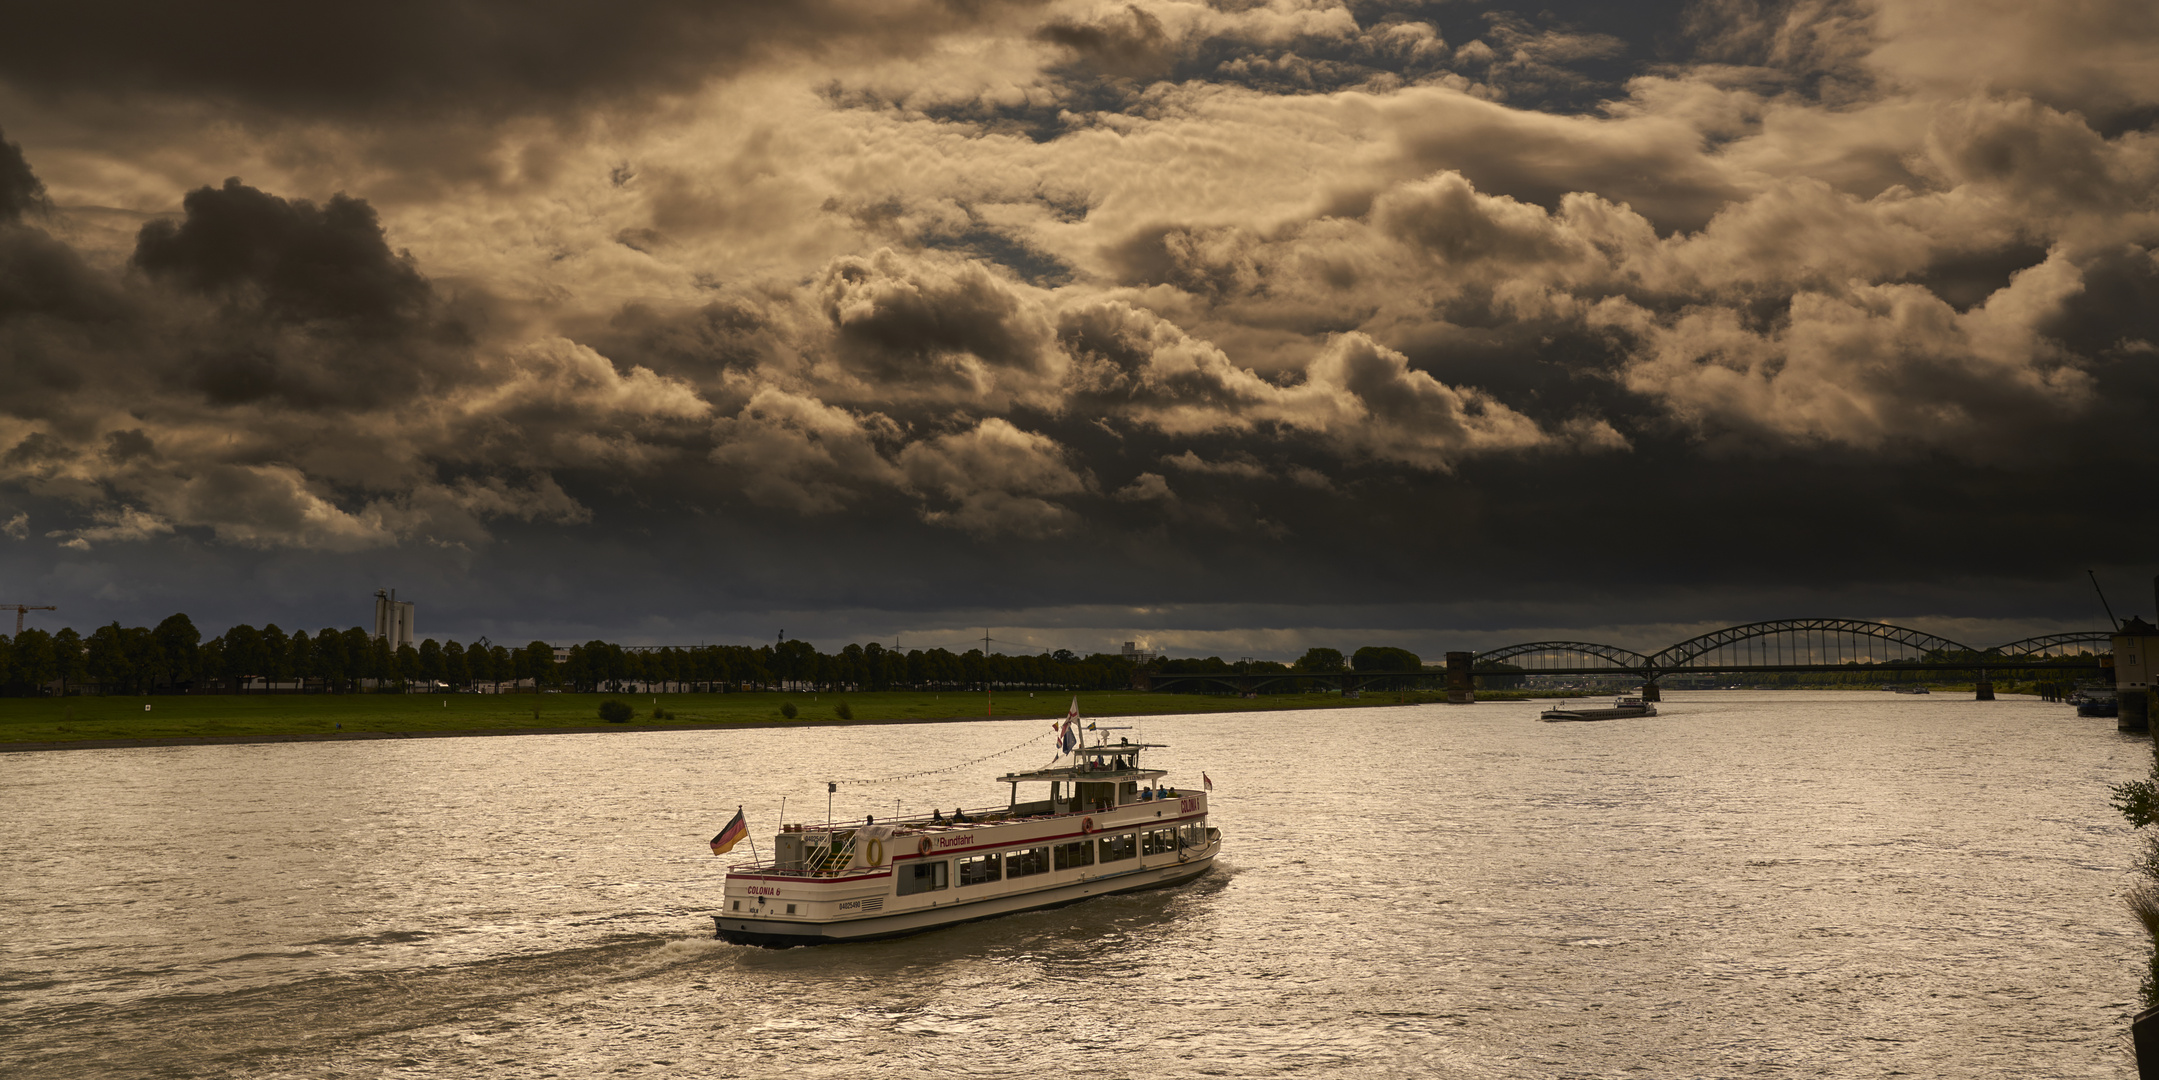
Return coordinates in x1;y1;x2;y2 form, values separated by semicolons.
711;731;1220;946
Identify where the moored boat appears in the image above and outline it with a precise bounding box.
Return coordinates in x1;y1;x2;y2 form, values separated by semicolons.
712;728;1219;947
1540;695;1657;722
2073;688;2118;717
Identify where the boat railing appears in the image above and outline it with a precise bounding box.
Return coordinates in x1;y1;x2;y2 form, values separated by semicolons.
729;793;1200;876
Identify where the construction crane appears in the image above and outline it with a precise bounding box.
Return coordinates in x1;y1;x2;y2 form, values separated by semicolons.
4;604;55;635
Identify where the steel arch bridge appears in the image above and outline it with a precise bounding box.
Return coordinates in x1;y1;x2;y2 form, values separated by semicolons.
1988;632;2113;659
1136;620;2111;698
1475;641;1652;669
1475;618;2110;681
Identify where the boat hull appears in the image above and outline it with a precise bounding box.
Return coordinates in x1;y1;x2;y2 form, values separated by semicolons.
1541;707;1655;722
713;850;1218;947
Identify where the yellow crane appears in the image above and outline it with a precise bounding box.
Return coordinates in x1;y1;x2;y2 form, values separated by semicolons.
3;604;55;635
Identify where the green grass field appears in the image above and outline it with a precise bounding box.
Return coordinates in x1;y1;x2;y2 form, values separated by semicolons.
0;687;1498;747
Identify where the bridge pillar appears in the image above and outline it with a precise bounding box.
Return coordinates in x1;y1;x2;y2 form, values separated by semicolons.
2125;691;2152;734
1974;676;1995;701
1445;651;1474;704
1639;681;1661;703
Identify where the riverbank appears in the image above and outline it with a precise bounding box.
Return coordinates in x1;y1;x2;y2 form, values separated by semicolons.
0;687;1544;752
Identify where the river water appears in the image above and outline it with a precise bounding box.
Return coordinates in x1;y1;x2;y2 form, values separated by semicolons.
0;691;2147;1078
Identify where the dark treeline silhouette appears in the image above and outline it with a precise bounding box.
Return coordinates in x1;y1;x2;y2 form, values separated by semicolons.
0;616;1446;697
0;616;1181;696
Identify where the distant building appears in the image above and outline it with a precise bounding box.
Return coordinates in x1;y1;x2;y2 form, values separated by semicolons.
373;589;415;649
1122;641;1157;663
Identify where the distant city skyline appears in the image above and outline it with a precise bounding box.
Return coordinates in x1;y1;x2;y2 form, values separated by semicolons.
1;1;2154;655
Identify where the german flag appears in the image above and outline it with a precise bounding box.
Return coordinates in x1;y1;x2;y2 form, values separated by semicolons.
709;808;749;856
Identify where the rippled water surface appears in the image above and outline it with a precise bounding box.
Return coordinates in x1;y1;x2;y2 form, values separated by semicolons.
1;692;2148;1077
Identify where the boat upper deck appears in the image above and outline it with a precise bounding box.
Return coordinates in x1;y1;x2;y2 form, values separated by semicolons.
725;735;1198;879
997;740;1168;785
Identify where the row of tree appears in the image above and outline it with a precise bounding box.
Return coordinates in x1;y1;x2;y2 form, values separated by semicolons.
1154;647;1426;677
0;617;1433;697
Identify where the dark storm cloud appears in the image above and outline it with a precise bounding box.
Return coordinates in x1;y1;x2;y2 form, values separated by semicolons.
821;252;1062;398
3;2;2158;650
1;149;700;555
0;131;47;223
0;0;1045;120
125;178;484;412
134;179;435;329
1036;5;1178;80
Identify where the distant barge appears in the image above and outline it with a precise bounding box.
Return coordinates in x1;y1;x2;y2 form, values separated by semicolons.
1541;696;1657;722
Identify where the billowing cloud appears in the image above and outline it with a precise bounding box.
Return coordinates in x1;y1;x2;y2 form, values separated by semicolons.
0;0;2154;646
899;418;1094;537
710;387;906;513
816;250;1066;409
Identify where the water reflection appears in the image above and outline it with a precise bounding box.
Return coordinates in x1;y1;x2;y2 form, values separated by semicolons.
0;693;2147;1077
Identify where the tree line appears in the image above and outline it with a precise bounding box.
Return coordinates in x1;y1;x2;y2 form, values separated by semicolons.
0;616;1449;697
0;616;1086;696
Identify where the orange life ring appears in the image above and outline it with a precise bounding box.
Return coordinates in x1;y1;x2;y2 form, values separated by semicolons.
917;837;933;856
1080;817;1096;835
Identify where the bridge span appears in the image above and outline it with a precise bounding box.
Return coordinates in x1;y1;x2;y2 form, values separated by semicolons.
1142;619;2111;703
1448;619;2110;702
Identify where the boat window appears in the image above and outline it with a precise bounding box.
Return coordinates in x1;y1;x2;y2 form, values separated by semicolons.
957;853;1002;886
1007;846;1050;878
897;858;949;896
785;904;797;915
731;900;740;910
1098;832;1137;862
1141;829;1172;856
1118;781;1137;804
1053;840;1095;870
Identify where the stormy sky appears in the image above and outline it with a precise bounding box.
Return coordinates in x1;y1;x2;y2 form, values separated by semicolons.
1;0;2156;657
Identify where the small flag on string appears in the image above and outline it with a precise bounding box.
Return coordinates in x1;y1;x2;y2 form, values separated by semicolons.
709;808;748;856
1202;772;1214;792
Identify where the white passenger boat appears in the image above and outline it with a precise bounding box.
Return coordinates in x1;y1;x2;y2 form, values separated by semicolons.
1540;695;1657;722
713;735;1220;946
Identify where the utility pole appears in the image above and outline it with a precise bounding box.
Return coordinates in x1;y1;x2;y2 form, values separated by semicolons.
4;604;55;635
984;628;993;716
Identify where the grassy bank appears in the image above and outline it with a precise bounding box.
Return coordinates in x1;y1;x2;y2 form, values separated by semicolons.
0;687;1505;747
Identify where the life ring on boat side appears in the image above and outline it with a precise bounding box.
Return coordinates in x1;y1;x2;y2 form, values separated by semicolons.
917;837;933;857
866;839;884;867
1080;817;1096;835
